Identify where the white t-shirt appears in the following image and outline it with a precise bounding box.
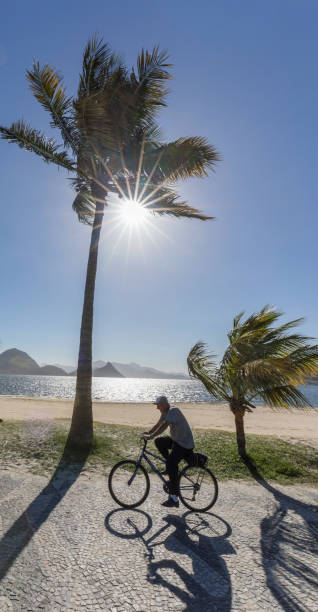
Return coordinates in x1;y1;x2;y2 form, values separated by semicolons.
163;407;194;449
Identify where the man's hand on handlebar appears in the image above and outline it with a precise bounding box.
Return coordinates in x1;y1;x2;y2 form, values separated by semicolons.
141;432;152;440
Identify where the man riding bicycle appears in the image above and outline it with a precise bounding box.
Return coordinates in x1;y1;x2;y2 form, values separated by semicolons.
142;396;195;508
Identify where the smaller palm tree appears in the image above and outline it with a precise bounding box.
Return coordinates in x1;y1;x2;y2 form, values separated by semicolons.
187;306;318;457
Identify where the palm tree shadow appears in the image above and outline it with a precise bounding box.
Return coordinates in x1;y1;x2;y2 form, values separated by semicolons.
105;509;234;611
0;439;89;581
243;456;318;612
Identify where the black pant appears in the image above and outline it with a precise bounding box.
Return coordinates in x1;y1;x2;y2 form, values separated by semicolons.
155;436;194;495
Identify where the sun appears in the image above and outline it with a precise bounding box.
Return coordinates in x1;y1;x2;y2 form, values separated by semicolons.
118;199;149;227
102;195;171;260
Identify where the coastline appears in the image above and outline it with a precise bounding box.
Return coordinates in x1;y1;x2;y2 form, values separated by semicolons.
0;395;317;445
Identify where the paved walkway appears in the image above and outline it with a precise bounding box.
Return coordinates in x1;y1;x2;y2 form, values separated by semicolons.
0;467;317;611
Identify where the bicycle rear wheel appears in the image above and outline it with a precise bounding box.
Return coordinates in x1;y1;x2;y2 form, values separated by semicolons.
108;460;150;509
178;465;218;512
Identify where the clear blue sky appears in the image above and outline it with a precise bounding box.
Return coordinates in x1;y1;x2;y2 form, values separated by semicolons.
1;0;317;372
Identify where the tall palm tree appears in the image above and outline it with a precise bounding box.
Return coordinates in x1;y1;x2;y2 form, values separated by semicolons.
1;37;220;447
187;306;318;457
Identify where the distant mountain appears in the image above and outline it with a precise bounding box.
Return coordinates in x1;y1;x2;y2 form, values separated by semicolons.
1;349;188;379
39;365;67;376
49;360;189;379
113;362;188;379
93;360;106;370
46;363;76;374
93;362;124;377
51;360;106;374
0;349;67;376
0;349;39;374
68;360;187;379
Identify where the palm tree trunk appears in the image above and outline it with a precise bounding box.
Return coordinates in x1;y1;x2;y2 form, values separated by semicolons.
234;409;246;457
68;186;105;448
230;400;246;457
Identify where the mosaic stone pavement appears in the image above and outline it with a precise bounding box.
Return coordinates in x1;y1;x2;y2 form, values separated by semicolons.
0;467;317;611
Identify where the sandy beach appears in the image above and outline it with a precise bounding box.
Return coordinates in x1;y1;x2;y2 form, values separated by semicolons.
0;396;317;445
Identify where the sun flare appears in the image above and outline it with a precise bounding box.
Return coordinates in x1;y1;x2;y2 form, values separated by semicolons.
119;199;149;227
103;193;171;261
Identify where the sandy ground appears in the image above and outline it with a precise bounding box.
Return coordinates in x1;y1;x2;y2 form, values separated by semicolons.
0;396;317;445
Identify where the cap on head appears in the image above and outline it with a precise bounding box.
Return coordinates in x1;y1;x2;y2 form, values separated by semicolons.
153;395;169;406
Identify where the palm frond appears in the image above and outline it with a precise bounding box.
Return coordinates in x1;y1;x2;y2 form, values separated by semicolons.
134;46;172;110
146;188;213;220
238;358;294;388
78;36;121;97
259;384;311;409
72;190;96;225
232;311;245;330
263;317;305;338
26;62;78;152
188;342;216;372
187;342;229;401
285;345;318;383
74;77;132;153
146;137;220;182
0;121;75;170
228;306;282;345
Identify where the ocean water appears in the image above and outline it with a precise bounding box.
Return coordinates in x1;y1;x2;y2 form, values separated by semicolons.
0;374;318;405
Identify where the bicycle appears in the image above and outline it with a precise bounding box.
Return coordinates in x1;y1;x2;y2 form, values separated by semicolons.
108;438;218;512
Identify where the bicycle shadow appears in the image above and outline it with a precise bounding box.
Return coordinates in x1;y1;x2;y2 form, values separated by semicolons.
243;456;318;612
105;508;234;611
0;440;89;581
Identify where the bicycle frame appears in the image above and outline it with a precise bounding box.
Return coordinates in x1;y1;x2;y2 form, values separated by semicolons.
128;439;168;487
128;440;208;504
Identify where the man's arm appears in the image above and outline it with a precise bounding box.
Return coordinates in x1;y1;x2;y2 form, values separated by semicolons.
145;416;163;436
151;421;169;438
143;419;169;439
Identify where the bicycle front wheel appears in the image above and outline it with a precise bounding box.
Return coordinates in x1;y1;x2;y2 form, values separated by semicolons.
178;466;218;512
108;460;150;509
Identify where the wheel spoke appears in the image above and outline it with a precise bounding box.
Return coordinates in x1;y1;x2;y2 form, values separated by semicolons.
178;466;218;512
108;460;150;509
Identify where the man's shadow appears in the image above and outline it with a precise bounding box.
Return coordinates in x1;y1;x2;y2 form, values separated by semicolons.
0;439;89;581
105;508;234;611
243;456;318;612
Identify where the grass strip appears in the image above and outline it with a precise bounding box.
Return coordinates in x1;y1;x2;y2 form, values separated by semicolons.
0;419;317;486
